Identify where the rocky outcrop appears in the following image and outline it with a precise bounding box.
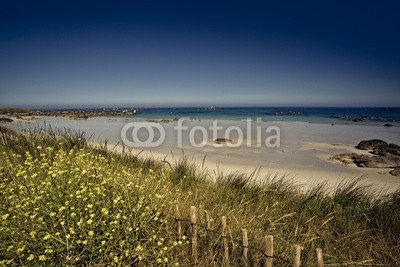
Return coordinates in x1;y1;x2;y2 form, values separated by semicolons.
373;144;400;156
353;154;400;168
356;139;388;150
332;139;400;176
332;153;400;168
334;114;399;123
0;108;139;119
274;111;302;115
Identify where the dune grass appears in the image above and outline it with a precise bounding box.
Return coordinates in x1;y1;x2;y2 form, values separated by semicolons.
0;125;399;266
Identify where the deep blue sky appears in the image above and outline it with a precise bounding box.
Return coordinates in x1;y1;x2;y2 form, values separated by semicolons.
0;0;399;108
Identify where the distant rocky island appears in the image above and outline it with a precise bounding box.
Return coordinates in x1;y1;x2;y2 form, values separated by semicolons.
0;108;138;122
203;107;224;111
334;114;399;123
274;111;302;115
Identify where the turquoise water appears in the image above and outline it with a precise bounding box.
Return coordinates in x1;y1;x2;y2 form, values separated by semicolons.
124;107;400;126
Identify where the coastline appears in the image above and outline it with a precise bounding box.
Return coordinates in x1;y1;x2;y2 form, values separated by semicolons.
3;115;400;193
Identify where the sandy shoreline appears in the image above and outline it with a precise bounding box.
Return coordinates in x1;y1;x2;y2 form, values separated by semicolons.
3;116;400;193
122;143;399;194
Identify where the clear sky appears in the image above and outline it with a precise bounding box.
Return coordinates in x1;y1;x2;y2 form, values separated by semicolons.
0;0;399;108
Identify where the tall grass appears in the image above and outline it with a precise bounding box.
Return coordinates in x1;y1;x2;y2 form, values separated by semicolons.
0;125;399;266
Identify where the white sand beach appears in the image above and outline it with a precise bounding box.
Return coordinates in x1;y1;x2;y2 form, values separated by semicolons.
5;116;400;193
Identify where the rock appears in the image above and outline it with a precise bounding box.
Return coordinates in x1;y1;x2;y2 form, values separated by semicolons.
274;111;302;115
332;152;400;168
384;124;394;127
330;153;358;165
390;167;400;176
205;107;223;111
334;114;397;122
214;138;232;144
356;139;388;150
333;140;400;169
335;115;350;120
373;144;400;156
352;154;400;168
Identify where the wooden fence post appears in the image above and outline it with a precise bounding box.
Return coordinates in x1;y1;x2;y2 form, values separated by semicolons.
204;211;214;263
175;201;182;241
293;244;301;267
190;206;197;262
241;229;249;265
264;235;273;267
221;216;229;266
204;211;211;231
316;248;324;267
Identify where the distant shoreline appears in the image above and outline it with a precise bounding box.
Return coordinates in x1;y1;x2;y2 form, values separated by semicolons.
1;107;400;127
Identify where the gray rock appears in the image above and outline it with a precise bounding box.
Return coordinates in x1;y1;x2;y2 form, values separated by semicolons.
332;152;400;168
331;153;358;165
390;167;400;176
373;144;400;156
352;154;400;168
356;139;388;150
214;138;232;144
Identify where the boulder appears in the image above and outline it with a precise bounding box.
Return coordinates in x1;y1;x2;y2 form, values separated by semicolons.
373;144;400;156
332;152;400;168
352;154;400;168
356;139;388;150
214;138;232;144
389;167;400;176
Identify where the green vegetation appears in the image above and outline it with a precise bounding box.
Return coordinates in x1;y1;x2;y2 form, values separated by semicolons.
0;125;399;266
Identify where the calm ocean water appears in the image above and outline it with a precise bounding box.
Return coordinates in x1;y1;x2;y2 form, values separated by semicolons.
126;107;400;126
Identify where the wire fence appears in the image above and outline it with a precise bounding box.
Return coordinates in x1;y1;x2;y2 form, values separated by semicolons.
174;203;319;267
173;202;384;267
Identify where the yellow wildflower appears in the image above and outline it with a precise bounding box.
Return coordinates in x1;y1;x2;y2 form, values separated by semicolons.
101;208;108;215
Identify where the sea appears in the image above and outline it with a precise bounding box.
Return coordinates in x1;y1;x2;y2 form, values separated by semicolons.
123;107;400;126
